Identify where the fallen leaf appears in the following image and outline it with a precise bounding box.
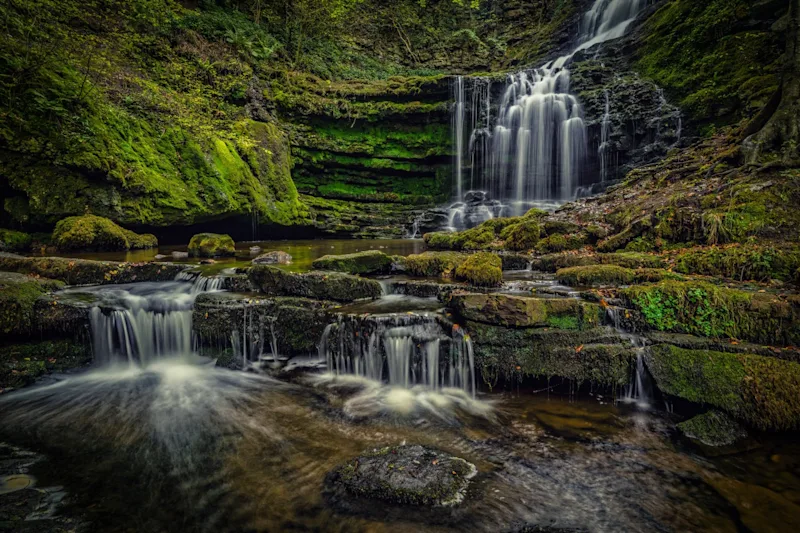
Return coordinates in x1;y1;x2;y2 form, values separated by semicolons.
575;345;584;353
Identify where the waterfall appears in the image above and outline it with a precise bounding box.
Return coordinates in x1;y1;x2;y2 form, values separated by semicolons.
453;0;649;208
74;274;223;366
599;90;612;182
319;315;477;397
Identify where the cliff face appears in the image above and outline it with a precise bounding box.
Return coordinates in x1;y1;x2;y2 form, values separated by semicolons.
0;0;791;239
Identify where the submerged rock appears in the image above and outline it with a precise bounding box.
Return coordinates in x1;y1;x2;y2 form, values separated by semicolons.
677;410;748;448
252;250;292;265
328;445;476;507
188;233;235;257
248;265;382;302
311;250;391;275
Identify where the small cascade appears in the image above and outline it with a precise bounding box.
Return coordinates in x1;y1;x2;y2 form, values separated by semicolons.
230;302;282;369
599;89;612;182
605;305;654;408
320;314;477;397
452;76;466;201
175;270;225;294
80;277;223;366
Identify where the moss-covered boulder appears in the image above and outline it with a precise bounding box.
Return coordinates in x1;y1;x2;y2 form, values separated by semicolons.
0;229;32;252
535;233;587;253
312;250;392;275
677;410;748;448
557;265;635;286
188;233;235;257
622;281;800;345
397;252;467;278
465;321;633;388
0;256;189;286
327;445;475;507
645;345;800;431
52;215;157;252
0;272;64;339
248;265;382;302
500;220;541;251
450;293;603;329
454;252;502;287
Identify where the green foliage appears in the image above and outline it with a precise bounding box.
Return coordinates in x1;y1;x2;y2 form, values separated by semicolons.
52;215;156;251
454;252;502;287
188;233;236;257
636;0;783;127
0;229;32;251
674;244;800;282
557;265;635;287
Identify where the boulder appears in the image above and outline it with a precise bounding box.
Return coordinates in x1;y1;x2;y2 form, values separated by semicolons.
171;251;189;260
327;445;476;506
52;214;156;251
248;265;382;302
677;410;748;448
312;250;392;275
188;233;235;257
454;252;502;287
252;250;292;265
450;293;603;329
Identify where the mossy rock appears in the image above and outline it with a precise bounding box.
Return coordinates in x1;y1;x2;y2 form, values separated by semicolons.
673;244;800;282
557;265;635;286
450;293;603;329
500;220;541;251
454;252;502;287
52;215;156;252
0;229;32;252
248;265;382;302
599;252;666;269
677;410;748;448
312;250;392;275
0;272;64;339
327;445;475;507
397;252;467;278
645;345;800;431
188;233;235;257
536;233;587;253
0;256;189;286
1;340;92;392
465;321;634;388
622;281;800;345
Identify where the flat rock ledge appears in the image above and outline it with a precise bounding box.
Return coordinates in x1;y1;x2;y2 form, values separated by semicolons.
327;445;476;507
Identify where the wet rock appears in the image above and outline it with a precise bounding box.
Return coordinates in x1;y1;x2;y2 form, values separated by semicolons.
249;246;262;255
0;272;64;339
0;256;190;286
677;410;748;448
1;340;92;392
187;233;235;258
154;254;168;260
248;265;382;302
327;445;476;507
500;253;531;271
450;293;603;329
199;259;216;265
252;250;292;265
312;250;392;275
171;251;189;260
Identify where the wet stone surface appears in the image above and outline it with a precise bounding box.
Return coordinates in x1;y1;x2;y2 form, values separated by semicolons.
326;444;477;508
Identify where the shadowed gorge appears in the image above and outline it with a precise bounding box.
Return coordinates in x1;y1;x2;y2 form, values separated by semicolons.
1;0;800;532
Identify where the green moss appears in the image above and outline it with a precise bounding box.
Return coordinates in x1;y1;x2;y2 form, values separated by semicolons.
0;272;64;338
1;339;92;392
674;244;800;282
646;345;800;431
500;220;541;251
622;281;799;344
451;293;603;330
536;233;588;253
52;215;132;252
676;410;747;447
600;252;667;269
454;252;502;287
400;252;467;278
311;250;392;275
247;265;382;302
0;255;188;285
557;265;635;286
188;233;235;258
0;228;32;251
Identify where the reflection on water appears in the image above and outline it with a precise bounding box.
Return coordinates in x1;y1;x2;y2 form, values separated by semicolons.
3;362;800;532
28;238;426;272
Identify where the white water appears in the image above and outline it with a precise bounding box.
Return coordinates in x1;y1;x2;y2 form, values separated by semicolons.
452;0;650;208
320;314;477;397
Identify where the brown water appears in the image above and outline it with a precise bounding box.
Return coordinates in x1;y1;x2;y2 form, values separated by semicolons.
29;238;426;272
2;362;799;532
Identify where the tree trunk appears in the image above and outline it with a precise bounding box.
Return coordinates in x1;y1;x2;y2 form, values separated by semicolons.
743;0;800;164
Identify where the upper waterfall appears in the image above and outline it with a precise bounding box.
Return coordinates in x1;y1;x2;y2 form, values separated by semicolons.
451;0;650;215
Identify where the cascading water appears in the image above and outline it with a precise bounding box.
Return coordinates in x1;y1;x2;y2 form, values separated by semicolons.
69;273;224;366
320;314;477;397
451;0;650;212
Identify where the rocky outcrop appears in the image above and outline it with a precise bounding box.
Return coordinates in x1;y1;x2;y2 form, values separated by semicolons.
0;272;65;339
326;444;476;507
312;250;392;275
451;293;603;329
0;256;190;286
248;265;382;302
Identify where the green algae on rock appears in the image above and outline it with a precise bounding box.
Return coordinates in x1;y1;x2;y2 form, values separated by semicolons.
677;410;748;448
312;250;392;275
248;265;382;302
454;252;502;287
52;215;157;252
0;272;64;339
645;345;800;431
397;252;467;278
188;233;236;258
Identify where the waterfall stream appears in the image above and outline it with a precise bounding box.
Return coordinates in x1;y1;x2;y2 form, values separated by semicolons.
451;0;650;215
